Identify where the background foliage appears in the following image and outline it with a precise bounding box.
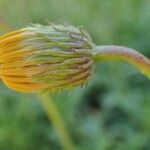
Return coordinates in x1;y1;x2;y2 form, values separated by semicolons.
0;0;150;150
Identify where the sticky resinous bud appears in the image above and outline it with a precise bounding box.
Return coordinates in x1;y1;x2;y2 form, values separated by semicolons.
0;24;94;93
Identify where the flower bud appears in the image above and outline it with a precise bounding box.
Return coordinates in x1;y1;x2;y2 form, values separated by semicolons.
0;24;94;93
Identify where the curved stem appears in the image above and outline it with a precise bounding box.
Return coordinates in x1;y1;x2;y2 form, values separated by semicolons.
92;45;150;79
38;94;75;150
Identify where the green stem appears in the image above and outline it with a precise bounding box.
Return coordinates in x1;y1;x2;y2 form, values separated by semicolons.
92;45;150;79
38;94;75;150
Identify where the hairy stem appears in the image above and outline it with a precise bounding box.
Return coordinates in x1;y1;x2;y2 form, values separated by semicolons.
38;94;75;150
93;45;150;79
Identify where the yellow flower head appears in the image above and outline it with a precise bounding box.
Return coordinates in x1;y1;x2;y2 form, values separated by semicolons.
0;24;94;93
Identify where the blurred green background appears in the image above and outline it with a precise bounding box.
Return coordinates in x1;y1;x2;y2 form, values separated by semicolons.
0;0;150;150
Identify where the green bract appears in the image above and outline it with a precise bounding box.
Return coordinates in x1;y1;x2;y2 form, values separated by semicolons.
23;24;94;92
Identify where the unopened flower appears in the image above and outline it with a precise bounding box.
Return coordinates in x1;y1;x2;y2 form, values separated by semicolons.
0;24;93;92
0;23;150;93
